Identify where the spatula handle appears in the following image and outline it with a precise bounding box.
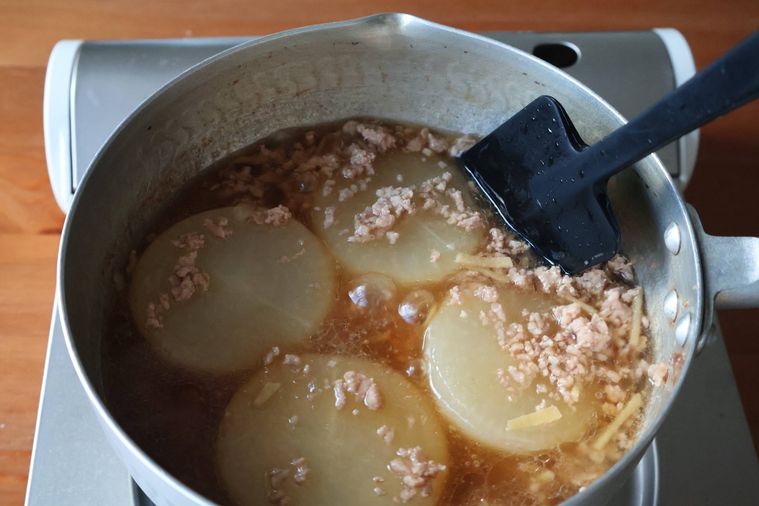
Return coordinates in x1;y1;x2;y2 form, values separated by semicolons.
581;29;759;181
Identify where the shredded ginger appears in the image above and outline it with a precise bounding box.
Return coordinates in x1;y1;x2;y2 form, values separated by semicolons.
506;405;562;430
593;393;643;450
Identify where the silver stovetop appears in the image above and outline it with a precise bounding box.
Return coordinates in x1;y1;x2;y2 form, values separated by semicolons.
28;30;759;505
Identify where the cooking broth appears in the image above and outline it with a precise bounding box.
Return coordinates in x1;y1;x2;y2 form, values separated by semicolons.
104;119;671;505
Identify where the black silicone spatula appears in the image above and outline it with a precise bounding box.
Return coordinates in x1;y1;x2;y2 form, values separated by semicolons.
458;30;759;274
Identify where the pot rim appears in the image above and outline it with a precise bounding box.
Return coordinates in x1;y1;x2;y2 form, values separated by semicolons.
57;12;702;504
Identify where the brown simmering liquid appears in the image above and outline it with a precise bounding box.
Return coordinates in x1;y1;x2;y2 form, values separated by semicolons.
103;119;653;505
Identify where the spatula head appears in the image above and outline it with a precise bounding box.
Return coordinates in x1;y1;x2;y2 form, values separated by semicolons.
458;95;619;274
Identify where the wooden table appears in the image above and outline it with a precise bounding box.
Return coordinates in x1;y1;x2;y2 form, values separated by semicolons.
0;1;757;503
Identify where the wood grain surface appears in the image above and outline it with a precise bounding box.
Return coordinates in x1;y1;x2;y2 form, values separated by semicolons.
0;1;757;504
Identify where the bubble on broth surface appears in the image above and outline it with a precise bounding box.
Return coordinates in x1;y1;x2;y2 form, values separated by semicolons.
312;150;485;286
398;289;436;325
424;285;600;453
129;206;335;373
216;354;449;505
347;273;397;311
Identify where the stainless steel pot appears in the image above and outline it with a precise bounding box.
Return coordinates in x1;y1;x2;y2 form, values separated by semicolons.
57;13;759;506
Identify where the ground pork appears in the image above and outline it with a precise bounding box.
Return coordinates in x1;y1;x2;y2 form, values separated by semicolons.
248;205;292;226
348;168;484;243
575;268;608;296
491;270;649;408
203;217;232;239
348;186;415;242
473;285;498;303
290;457;309;484
647;362;669;386
448;134;478;157
356;123;397;152
283;354;302;367
377;425;395;444
606;254;635;282
145;231;211;330
264;346;281;365
344;144;376;178
448;286;463;305
388;447;447;503
333;371;383;411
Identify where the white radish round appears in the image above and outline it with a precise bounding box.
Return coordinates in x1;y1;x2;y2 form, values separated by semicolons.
423;285;599;453
129;206;335;374
312;150;485;286
216;354;449;506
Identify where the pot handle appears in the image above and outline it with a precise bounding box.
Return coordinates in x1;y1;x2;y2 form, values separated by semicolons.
689;207;759;310
688;206;759;352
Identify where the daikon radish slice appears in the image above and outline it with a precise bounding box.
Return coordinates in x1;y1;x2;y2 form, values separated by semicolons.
216;354;449;505
129;206;335;373
312;150;485;285
424;285;599;452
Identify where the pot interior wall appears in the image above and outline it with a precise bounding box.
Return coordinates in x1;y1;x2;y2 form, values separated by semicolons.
60;13;700;501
